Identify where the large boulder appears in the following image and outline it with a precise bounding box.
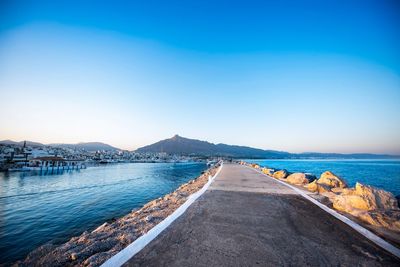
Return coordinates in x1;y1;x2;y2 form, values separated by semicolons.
357;210;400;232
354;183;398;210
286;173;311;185
273;169;289;179
317;171;347;189
333;183;399;213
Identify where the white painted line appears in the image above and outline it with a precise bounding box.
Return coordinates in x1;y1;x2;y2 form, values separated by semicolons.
101;162;224;267
246;165;400;259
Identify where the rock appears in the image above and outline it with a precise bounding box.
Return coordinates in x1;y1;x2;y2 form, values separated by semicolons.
331;187;353;194
333;183;399;213
305;173;317;182
307;180;318;192
251;164;260;169
397;195;400;208
261;167;274;176
353;183;398;210
317;184;332;194
310;194;332;206
70;253;77;261
317;171;347;188
286;173;311;185
272;170;289;179
306;180;331;193
92;223;108;233
357;210;400;232
333;194;371;212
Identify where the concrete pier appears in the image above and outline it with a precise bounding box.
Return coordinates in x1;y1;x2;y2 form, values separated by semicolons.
124;163;399;266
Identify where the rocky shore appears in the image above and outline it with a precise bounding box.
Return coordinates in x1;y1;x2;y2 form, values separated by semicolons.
15;163;221;267
242;161;400;247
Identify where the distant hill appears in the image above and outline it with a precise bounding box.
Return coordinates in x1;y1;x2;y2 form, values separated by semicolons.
0;140;120;152
49;142;119;152
136;135;290;158
0;140;44;147
136;135;399;159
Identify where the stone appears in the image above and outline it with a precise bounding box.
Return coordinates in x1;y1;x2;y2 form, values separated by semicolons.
353;183;398;210
306;180;331;193
286;173;311;185
306;180;318;192
272;169;289;179
92;223;108;233
305;173;317;182
261;167;274;176
310;194;333;207
251;164;260;169
333;183;399;212
317;184;332;194
70;253;77;261
317;171;347;188
357;210;400;232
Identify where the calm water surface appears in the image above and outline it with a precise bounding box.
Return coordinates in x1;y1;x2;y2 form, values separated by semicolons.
248;159;400;196
0;162;207;264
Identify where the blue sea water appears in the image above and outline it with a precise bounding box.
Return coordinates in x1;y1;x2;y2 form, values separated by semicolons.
247;159;400;196
0;162;207;264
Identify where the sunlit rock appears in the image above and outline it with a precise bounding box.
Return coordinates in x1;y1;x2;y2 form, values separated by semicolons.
261;167;274;176
317;171;347;188
306;180;331;193
357;210;400;232
286;173;316;185
333;183;399;212
272;169;289;179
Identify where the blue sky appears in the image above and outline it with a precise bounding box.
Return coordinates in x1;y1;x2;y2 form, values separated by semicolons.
0;0;399;153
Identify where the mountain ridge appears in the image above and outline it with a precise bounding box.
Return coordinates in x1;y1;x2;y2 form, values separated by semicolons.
0;140;119;152
135;135;399;159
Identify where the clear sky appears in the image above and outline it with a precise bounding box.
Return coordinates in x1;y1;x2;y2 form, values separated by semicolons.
0;0;399;153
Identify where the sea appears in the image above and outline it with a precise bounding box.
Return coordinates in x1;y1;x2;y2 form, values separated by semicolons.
0;162;207;265
247;159;400;196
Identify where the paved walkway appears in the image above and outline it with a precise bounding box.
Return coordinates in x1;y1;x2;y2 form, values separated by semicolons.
126;163;399;266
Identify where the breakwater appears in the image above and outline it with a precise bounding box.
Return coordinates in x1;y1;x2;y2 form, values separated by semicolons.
242;161;400;247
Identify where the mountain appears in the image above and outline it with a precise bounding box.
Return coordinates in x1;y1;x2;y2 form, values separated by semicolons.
0;140;45;147
49;142;119;152
136;135;399;159
136;135;290;158
0;140;119;152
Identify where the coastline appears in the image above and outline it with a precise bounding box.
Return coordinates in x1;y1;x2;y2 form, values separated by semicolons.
15;163;221;267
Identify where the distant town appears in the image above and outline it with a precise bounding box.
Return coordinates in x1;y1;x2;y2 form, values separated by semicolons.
0;141;207;172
